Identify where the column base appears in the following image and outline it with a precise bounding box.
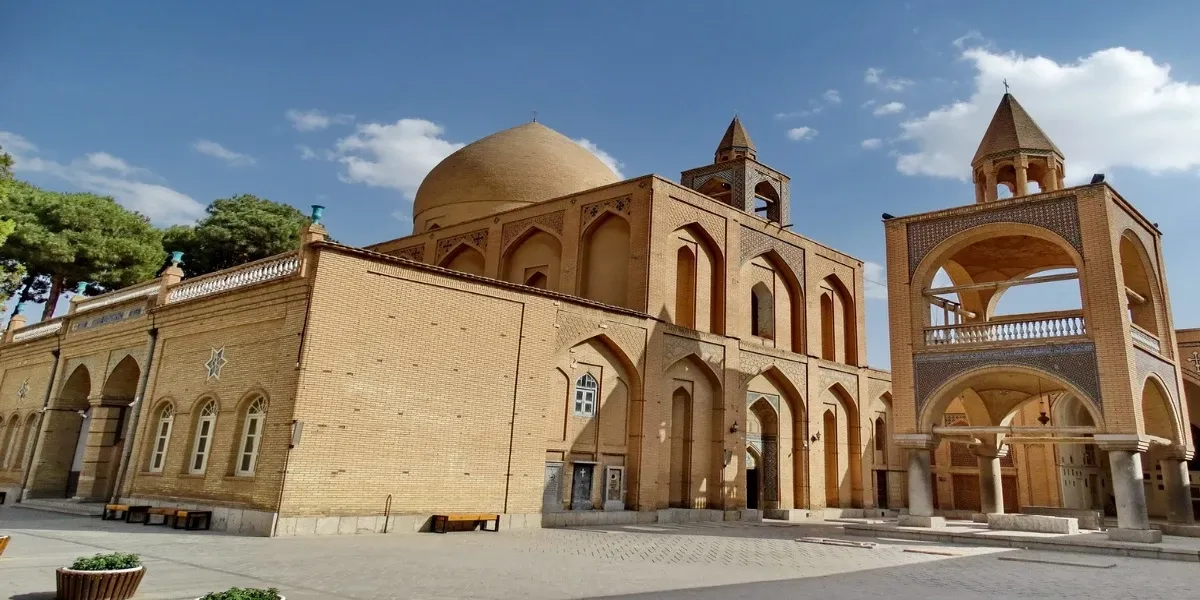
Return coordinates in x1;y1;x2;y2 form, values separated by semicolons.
1107;528;1163;544
898;515;946;528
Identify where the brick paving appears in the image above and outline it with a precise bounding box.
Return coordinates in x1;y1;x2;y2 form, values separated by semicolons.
1;507;1195;599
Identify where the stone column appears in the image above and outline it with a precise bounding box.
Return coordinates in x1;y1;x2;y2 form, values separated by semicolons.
1161;458;1195;524
972;443;1005;516
1014;163;1029;197
894;433;942;527
984;171;998;202
1096;434;1163;543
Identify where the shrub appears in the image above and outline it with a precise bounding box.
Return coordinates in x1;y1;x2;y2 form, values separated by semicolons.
68;552;141;571
199;587;282;600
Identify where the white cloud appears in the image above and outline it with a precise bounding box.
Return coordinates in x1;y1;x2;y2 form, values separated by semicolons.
862;138;884;150
574;138;624;179
865;67;915;92
332;119;464;197
286;109;354;132
894;46;1200;180
192;139;256;167
873;102;906;116
0;131;204;225
953;30;987;50
862;99;877;108
822;89;842;104
297;145;317;160
864;261;888;299
786;127;818;141
778;90;842;120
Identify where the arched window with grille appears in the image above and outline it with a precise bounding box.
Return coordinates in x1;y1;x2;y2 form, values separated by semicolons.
189;400;217;474
236;397;268;476
573;374;599;417
149;404;175;473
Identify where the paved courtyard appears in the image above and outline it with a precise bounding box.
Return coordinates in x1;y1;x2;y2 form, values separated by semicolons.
0;506;1195;599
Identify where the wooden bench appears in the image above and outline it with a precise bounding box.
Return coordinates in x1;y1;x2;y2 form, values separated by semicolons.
102;504;151;523
431;513;500;534
170;510;213;531
144;506;181;526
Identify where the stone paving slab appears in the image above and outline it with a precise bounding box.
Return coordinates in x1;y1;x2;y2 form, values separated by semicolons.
1;507;1197;599
842;519;1200;562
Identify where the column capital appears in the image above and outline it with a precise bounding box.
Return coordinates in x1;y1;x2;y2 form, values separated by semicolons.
894;433;939;450
1094;434;1152;453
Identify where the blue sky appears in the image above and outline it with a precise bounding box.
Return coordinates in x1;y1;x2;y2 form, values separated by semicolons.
3;1;1200;369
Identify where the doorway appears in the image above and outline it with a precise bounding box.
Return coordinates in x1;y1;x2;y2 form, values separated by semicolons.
66;408;92;498
876;470;888;508
747;467;759;509
570;463;595;510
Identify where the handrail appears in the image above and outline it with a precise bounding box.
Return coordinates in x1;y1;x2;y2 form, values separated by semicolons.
12;320;64;343
75;281;161;314
166;252;300;304
926;312;1086;346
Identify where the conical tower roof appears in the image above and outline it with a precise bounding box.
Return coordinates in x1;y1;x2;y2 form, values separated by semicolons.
716;116;755;157
972;93;1062;164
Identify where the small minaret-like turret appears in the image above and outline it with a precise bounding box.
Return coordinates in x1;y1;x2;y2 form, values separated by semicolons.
971;93;1065;202
715;116;756;163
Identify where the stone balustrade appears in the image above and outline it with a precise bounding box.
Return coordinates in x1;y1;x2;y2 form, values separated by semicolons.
166;252;300;304
1130;325;1161;353
12;320;63;343
74;282;161;314
925;311;1086;346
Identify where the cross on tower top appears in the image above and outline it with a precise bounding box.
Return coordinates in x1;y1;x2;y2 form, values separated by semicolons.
1188;350;1200;374
1003;79;1010;94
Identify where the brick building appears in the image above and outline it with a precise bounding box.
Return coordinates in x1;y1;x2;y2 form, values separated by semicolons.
0;118;895;535
885;93;1196;541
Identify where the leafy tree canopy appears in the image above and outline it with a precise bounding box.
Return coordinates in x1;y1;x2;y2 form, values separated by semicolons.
0;183;163;318
163;194;308;277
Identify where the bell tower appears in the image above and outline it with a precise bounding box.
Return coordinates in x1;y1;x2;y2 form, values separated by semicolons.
971;93;1066;202
681;117;790;224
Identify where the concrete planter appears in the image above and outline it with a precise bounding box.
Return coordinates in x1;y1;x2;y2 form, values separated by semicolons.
0;534;9;557
55;565;145;600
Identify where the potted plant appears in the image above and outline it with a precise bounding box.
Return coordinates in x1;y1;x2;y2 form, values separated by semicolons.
198;587;284;600
56;552;145;600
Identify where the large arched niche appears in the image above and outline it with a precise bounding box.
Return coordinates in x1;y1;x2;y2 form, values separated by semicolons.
818;274;858;365
918;364;1104;434
741;250;805;353
911;222;1086;331
1141;374;1183;446
502;225;563;290
825;382;863;508
669;223;725;334
554;333;645;508
745;366;806;510
439;242;487;277
579;212;631;308
1118;230;1166;341
663;353;723;509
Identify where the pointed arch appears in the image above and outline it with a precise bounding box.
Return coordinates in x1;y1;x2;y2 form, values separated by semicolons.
920;365;1105;433
827;382;862;507
1141;373;1183;445
1119;230;1165;340
55;365;92;410
665;353;723;509
438;242;486;276
580;213;631;307
744;250;805;353
696;177;733;204
746;365;807;509
102;355;141;404
502;225;562;290
672;223;725;334
819;275;857;365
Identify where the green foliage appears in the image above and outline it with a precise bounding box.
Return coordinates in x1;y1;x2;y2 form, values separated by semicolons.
199;587;282;600
163;194;308;277
0;144;13;181
69;552;141;571
0;182;163;317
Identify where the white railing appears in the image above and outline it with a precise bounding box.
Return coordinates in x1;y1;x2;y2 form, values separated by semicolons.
12;320;63;343
925;312;1086;346
1130;325;1161;353
75;283;161;314
166;253;300;304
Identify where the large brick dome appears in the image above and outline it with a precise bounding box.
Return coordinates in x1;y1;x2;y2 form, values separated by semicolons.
412;122;620;231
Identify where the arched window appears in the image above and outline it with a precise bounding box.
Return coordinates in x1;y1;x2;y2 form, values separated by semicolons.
573;374;599;417
149;404;174;473
189;400;217;475
874;417;886;452
675;246;697;328
236;397;268;476
820;292;835;360
750;282;774;339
